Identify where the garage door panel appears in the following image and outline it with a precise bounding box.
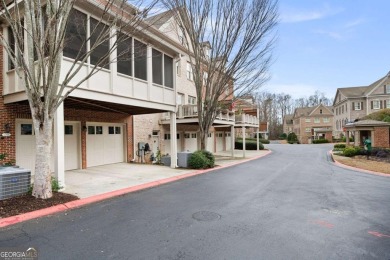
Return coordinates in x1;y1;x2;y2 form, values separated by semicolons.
87;123;124;167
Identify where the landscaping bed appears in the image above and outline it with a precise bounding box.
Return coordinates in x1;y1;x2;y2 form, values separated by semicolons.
332;154;390;174
0;192;79;218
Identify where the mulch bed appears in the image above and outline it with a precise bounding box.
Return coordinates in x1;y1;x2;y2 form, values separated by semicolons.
0;192;79;218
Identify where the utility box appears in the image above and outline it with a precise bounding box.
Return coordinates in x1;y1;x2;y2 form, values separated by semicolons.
161;156;171;166
0;167;31;200
177;152;193;168
138;142;145;150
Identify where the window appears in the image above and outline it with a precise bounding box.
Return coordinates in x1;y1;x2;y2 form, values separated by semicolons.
225;133;231;137
320;109;323;114
164;134;171;140
323;117;330;123
314;118;320;123
188;95;196;105
305;128;311;133
90;18;109;69
305;118;311;123
109;126;115;134
386;85;390;94
177;93;184;105
345;103;347;112
117;33;132;76
373;100;380;110
21;124;33;135
115;127;121;134
341;106;344;114
164;55;173;88
64;125;73;135
88;126;95;135
207;133;212;138
354;102;361;110
152;49;163;85
186;62;193;81
184;133;190;138
191;133;197;138
8;27;15;70
387;100;390;109
95;126;103;134
176;61;180;76
64;9;87;61
134;39;147;80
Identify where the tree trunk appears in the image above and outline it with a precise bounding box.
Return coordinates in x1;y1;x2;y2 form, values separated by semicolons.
32;116;53;199
200;130;207;150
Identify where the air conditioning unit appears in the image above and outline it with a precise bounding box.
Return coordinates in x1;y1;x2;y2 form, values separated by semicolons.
0;167;31;200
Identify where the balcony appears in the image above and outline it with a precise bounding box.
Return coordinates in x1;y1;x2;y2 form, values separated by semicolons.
235;113;259;127
160;105;236;125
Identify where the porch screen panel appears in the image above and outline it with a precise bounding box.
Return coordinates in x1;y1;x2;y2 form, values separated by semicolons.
152;49;163;85
64;9;87;61
117;33;132;76
164;55;174;88
90;18;110;69
134;40;147;80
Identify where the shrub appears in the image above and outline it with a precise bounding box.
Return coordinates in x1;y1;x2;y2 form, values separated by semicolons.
253;133;263;139
279;133;287;140
342;146;363;157
235;140;264;150
200;150;215;168
188;151;210;169
341;136;354;142
312;139;329;144
287;132;298;143
334;143;346;149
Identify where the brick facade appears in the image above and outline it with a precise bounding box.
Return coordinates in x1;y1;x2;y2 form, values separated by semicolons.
373;126;390;148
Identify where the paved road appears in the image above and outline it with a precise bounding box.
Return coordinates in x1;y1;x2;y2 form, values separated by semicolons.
1;144;390;259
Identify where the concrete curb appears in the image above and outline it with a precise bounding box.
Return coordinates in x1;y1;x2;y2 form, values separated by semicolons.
329;150;390;178
0;150;272;228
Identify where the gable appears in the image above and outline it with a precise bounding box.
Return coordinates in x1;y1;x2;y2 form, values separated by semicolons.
369;76;390;96
309;104;333;116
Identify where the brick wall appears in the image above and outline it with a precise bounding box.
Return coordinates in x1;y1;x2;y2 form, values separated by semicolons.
373;126;390;148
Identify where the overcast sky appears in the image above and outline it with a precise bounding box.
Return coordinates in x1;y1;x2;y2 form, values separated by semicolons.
262;0;390;100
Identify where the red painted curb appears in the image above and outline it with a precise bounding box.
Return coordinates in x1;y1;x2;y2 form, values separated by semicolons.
0;150;272;228
329;150;390;177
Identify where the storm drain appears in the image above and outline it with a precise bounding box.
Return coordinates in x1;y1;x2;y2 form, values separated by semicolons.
192;211;221;222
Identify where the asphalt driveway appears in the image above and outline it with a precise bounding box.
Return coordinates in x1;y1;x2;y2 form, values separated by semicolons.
1;144;389;259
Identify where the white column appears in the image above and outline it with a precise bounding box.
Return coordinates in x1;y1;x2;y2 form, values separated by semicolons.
242;126;246;158
231;125;235;157
109;28;117;93
147;45;153;100
257;130;259;151
170;112;177;168
54;102;65;189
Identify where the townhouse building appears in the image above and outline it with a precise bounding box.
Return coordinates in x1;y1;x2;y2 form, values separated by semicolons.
132;9;259;159
0;1;184;186
333;71;390;138
291;104;334;144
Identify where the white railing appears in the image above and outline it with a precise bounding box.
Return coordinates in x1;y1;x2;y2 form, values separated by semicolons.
235;113;259;126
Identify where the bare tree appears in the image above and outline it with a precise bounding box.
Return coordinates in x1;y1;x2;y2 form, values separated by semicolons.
0;0;156;199
163;0;278;149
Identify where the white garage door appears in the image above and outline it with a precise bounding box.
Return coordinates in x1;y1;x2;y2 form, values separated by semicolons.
16;120;79;174
163;132;181;154
184;132;198;152
225;132;232;151
216;132;224;152
86;123;124;167
206;132;214;152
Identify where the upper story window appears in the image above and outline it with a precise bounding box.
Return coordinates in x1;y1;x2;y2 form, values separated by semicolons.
305;118;311;123
345;103;347;112
64;9;87;61
134;39;147;81
186;62;193;81
386;84;390;94
117;33;132;76
305;127;311;133
323;117;330;123
372;100;380;110
341;106;344;114
320;109;323;114
177;93;184;105
152;49;163;85
386;100;390;109
164;55;173;88
354;102;361;110
176;61;180;76
188;95;196;105
314;118;320;123
90;18;110;69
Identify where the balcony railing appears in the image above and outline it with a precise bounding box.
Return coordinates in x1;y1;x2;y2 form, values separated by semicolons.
162;105;236;123
235;113;259;126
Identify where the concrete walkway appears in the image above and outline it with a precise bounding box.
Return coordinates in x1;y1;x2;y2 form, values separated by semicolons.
65;149;269;198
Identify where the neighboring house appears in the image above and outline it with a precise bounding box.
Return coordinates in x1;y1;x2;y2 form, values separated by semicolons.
333;71;390;138
292;104;334;144
133;9;259;158
283;114;294;134
0;2;183;186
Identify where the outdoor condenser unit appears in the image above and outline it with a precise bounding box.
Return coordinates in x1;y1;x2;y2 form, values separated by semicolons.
0;167;31;200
